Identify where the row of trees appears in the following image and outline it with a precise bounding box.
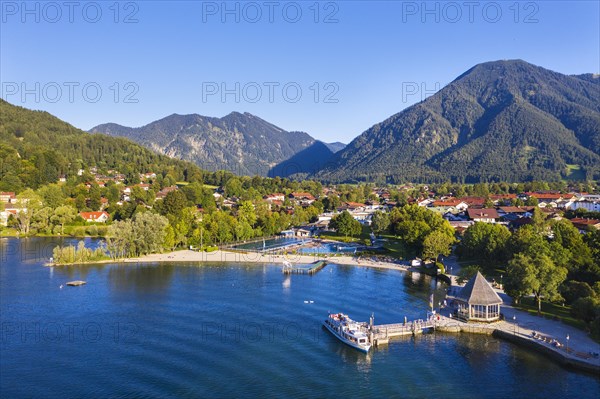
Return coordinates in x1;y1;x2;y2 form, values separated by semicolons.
8;189;79;235
105;213;168;259
53;241;107;264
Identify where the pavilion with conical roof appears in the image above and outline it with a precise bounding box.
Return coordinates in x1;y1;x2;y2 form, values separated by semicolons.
455;271;503;322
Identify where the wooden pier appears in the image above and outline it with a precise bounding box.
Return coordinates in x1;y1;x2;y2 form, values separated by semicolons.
370;319;435;346
283;260;327;275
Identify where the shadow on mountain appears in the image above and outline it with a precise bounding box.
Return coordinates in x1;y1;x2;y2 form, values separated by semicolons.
268;141;336;178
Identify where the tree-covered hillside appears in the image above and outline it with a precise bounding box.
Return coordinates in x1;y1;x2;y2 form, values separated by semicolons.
0;99;207;192
315;60;600;183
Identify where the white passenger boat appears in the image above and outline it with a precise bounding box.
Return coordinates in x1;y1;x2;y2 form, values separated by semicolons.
323;313;372;353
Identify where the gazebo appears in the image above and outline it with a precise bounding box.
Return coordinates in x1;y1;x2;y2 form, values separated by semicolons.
455;271;503;322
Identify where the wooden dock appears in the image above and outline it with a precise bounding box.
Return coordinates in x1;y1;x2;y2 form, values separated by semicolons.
283;260;327;275
370;319;435;345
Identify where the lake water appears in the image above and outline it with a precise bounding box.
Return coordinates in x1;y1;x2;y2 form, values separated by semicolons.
1;238;598;398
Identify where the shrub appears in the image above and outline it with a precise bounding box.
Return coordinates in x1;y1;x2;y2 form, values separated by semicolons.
570;296;600;324
86;225;99;236
436;262;445;275
560;281;594;305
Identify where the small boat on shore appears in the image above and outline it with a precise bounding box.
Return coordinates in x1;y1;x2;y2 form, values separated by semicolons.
323;312;372;353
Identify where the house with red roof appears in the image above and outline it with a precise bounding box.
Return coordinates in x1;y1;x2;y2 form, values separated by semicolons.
79;211;110;223
458;197;487;208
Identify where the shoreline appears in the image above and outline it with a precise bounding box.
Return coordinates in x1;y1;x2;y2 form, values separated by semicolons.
47;249;412;272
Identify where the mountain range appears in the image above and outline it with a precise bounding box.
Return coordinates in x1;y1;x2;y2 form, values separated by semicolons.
90;113;344;177
314;60;600;183
5;59;599;185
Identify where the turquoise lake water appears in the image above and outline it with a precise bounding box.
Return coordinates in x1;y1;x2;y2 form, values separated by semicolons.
231;237;305;251
1;238;598;398
297;242;358;254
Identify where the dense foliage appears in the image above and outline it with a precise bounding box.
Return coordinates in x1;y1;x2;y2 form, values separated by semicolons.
458;216;600;335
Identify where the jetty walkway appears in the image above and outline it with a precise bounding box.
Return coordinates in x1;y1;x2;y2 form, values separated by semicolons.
371;319;435;344
368;313;599;374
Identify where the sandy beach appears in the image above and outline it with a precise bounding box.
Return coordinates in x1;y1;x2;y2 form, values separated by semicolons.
120;249;411;272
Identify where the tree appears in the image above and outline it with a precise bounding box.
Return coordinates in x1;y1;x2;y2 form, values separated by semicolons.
132;212;169;255
163;225;175;251
560;281;595;304
330;210;361;238
106;220;135;259
75;194;87;211
531;207;547;234
224;177;243;198
15;189;43;235
159;190;187;218
570;297;600;324
371;211;390;235
389;205;454;252
459;222;511;264
106;212;168;258
107;184;121;204
88;183;102;211
422;230;455;262
38;184;65;208
31;206;52;234
322;195;341;212
237;201;257;227
234;220;253;241
550;219;592;271
525;196;539;206
506;225;550;259
506;253;567;312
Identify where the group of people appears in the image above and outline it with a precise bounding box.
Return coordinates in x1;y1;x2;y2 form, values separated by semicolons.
531;331;562;348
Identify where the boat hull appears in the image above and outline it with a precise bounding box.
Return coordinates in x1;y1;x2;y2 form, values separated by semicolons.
322;320;371;353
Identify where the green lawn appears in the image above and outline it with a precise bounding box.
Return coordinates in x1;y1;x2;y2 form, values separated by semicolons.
515;297;587;331
318;226;411;259
379;234;412;259
0;228;18;237
318;225;371;243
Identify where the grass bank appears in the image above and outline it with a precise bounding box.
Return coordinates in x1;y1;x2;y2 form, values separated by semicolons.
514;297;587;331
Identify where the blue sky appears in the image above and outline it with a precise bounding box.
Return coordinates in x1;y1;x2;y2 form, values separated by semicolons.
1;1;599;143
